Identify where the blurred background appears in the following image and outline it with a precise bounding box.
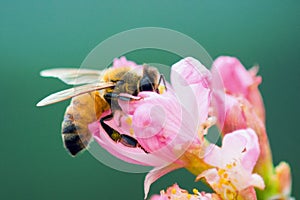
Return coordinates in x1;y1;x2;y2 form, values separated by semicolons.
0;1;299;199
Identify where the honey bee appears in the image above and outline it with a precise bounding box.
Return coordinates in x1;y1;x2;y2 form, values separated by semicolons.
37;64;166;156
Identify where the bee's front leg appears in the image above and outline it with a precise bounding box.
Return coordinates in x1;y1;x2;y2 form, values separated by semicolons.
104;92;141;127
104;92;142;102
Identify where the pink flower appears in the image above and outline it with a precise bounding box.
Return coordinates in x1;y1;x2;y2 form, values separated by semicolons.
90;57;212;198
150;184;220;200
112;56;138;68
211;56;294;199
197;128;265;199
212;56;265;123
211;56;279;199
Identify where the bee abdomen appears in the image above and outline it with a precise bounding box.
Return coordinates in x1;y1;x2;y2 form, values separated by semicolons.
61;92;109;156
61;112;88;156
63;133;86;156
62;123;77;134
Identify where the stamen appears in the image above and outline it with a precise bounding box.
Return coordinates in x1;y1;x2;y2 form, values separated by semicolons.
171;188;177;194
192;188;199;195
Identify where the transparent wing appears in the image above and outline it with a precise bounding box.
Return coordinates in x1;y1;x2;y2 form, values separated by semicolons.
36;82;115;107
40;68;106;85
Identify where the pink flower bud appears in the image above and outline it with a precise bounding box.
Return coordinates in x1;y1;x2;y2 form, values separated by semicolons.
212;56;265;123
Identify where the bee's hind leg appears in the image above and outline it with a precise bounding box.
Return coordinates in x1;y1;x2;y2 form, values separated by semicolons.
100;114;121;142
99;114;148;153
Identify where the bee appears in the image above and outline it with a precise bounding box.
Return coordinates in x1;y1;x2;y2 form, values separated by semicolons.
37;64;166;156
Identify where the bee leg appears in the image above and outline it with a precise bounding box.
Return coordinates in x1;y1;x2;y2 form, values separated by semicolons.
104;92;141;102
100;114;122;142
99;114;148;153
113;110;124;127
120;135;149;153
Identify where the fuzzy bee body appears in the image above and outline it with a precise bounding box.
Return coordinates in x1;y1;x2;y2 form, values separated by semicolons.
61;92;109;155
37;64;164;156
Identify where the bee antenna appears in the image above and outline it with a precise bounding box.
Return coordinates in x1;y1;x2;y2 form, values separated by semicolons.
158;74;167;91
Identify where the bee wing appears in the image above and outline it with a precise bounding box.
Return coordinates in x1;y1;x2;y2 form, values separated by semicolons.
40;68;106;85
36;82;115;107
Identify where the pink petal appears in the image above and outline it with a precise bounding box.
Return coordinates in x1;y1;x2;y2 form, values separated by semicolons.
150;195;168;200
203;144;223;167
241;129;260;172
212;87;248;134
171;57;211;126
213;56;253;96
250;173;265;190
238;187;257;200
119;89;200;163
221;129;248;160
90;120;169;167
212;57;265;123
132;92;181;152
112;56;138;68
171;57;211;87
196;168;219;184
205;129;256;168
144;164;183;199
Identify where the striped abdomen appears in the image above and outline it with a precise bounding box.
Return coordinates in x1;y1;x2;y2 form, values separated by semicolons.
61;91;109;156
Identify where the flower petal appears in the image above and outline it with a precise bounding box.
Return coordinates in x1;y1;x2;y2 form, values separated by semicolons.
275;162;292;196
241;129;260;172
113;56;138;68
144;164;183;199
118;89;201;164
250;173;265;190
171;57;211;125
238;187;257;200
90;118;169;167
213;56;253;96
196;168;219;183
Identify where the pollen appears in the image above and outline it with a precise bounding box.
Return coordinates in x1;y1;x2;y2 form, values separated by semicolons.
129;128;134;136
214;168;238;199
125;116;132;126
111;131;121;141
187;194;192;199
171;188;177;194
223;173;228;179
218;169;226;176
192;188;199;194
158;85;166;94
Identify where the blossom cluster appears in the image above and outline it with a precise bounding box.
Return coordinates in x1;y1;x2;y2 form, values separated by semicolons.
89;56;292;200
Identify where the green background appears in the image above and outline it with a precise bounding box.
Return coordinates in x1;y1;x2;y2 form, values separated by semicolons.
1;1;299;199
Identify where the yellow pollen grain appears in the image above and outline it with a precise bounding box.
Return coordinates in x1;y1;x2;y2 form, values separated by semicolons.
220;178;227;185
158;85;165;94
218;169;225;176
192;188;199;194
171;188;177;195
111;131;120;141
129;128;134;136
223;173;228;179
226;190;235;200
125;117;132;125
226;164;233;169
